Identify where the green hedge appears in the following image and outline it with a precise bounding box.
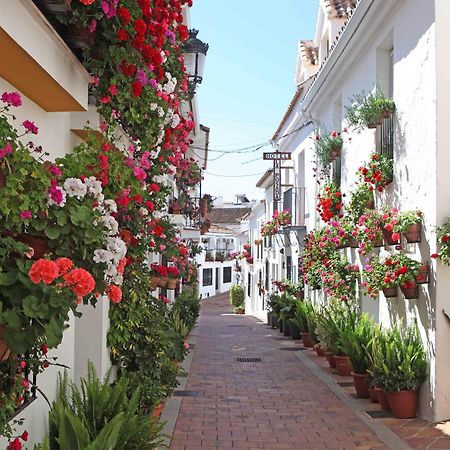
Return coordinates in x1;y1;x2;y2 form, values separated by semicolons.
230;285;245;308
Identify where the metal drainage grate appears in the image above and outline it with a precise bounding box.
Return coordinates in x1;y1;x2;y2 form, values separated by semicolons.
279;347;305;351
337;382;354;387
237;357;261;363
365;410;393;419
173;390;202;397
228;325;246;327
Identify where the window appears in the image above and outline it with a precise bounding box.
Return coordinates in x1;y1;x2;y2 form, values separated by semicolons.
379;48;394;160
203;268;212;286
247;273;251;297
223;267;232;284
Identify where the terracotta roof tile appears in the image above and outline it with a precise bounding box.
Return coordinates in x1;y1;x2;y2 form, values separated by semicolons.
209;207;252;225
326;0;357;18
299;40;319;65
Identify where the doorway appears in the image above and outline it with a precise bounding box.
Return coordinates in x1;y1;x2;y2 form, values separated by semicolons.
215;267;219;293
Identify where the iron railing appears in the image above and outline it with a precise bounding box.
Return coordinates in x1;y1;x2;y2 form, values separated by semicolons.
380;114;394;160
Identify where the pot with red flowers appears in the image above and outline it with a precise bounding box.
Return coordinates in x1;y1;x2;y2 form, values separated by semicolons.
358;153;393;192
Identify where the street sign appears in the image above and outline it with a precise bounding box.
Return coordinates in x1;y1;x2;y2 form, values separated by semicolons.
263;152;291;160
273;159;281;201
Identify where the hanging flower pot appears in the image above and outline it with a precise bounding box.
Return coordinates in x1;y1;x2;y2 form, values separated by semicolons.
167;278;179;290
66;25;96;49
301;332;313;348
382;286;398;298
330;144;342;160
16;233;49;260
365;198;375;209
373;237;384;248
403;223;421;243
374;387;390;411
416;263;429;284
152;402;164;418
386;390;418;419
334;355;353;376
0;325;11;361
351;372;370;398
401;281;419;299
349;238;359;248
325;351;336;369
150;276;161;290
158;276;169;288
382;229;400;245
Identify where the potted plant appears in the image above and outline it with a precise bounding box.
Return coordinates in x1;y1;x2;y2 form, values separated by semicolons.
267;293;281;329
357;153;393;192
230;285;245;314
320;256;358;302
376;323;427;418
380;208;422;245
345;88;395;129
338;314;374;398
291;300;313;347
316;182;343;223
353;209;384;254
346;183;374;223
167;266;180;290
314;130;344;165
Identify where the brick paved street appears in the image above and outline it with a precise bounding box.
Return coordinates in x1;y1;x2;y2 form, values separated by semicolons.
169;292;396;450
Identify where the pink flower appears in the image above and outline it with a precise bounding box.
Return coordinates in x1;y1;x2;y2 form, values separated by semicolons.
183;342;190;350
133;166;146;181
50;165;62;176
1;91;22;107
22;120;38;134
19;361;27;369
89;19;97;33
20;210;32;219
0;142;13;158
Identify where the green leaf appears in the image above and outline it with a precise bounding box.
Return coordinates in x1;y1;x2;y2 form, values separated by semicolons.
70;205;92;227
45;226;61;240
23;295;49;318
0;271;18;286
59;409;90;450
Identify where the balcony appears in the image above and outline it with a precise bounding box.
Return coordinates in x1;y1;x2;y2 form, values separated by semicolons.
204;249;234;263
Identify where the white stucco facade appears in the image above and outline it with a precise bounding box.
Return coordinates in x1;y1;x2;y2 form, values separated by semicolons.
245;0;450;421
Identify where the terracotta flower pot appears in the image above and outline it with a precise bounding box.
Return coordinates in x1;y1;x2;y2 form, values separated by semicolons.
0;325;11;361
314;344;326;357
158;276;169;288
382;286;398;298
152;402;164;418
416;264;429;284
365;199;375;209
386;390;418;419
404;223;421;243
289;322;301;340
373;238;384;248
16;233;49;260
235;307;245;315
382;229;400;245
294;290;304;300
167;278;179;290
334;355;353;376
301;332;313;348
349;238;359;248
401;282;419;299
368;387;379;403
325;351;337;369
330;145;342;160
374;387;390;411
351;372;370;398
150;276;161;290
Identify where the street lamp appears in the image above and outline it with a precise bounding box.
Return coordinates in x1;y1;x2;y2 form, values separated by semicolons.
182;29;209;98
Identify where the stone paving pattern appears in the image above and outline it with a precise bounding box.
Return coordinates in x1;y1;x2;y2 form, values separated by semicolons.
169;292;450;449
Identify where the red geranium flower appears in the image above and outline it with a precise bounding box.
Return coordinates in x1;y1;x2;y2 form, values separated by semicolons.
29;259;59;285
63;268;95;297
106;285;122;303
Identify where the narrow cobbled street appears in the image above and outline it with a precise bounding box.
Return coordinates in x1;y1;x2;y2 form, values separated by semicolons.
169;293;408;450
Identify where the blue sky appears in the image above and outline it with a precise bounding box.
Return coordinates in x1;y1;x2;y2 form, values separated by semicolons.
191;0;319;202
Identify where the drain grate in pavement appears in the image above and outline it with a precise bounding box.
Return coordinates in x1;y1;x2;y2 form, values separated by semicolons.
173;390;202;397
237;357;261;363
228;325;246;327
337;381;354;387
279;347;305;351
365;410;393;419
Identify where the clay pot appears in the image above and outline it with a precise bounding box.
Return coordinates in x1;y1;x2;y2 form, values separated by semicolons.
158;276;169;288
401;282;419;299
235;307;245;315
334;355;353;376
382;229;400;246
416;264;429;284
351;372;370;398
150;276;161;290
349;238;359;248
330;145;342;160
382;286;398;298
0;325;11;361
374;387;390;411
152;402;164;418
404;223;421;243
283;321;291;337
365;198;375;209
289;321;301;340
66;25;96;49
314;344;326;357
167;278;178;290
267;311;272;326
325;351;337;369
373;238;384;248
294;290;304;300
271;313;279;329
368;387;379;403
199;198;208;217
386;390;418;419
16;233;49;260
301;332;313;348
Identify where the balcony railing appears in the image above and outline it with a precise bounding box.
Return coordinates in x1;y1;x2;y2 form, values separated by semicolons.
280;187;307;226
380;114;394;161
204;249;234;262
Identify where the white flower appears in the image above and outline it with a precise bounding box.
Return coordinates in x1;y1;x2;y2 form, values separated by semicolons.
106;236;127;261
63;178;87;199
104;199;118;213
85;177;102;198
157;107;165;118
171;113;180;128
161;50;167;63
93;249;114;263
140;207;149;217
99;215;119;235
150;103;158;111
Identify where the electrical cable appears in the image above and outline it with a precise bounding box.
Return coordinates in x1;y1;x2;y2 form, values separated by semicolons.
204;171;265;178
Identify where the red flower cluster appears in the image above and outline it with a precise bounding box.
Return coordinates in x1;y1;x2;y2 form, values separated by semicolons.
358;153;393;192
167;266;180;278
317;184;343;222
106;284;122;303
